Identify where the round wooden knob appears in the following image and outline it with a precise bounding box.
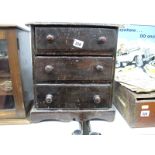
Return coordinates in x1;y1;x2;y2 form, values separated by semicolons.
45;94;53;104
98;36;107;44
45;65;54;73
93;95;101;104
96;65;104;72
46;34;55;42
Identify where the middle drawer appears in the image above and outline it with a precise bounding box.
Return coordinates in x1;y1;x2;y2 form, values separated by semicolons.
34;56;114;83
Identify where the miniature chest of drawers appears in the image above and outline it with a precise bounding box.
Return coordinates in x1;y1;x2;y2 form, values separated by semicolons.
30;23;118;131
0;25;33;121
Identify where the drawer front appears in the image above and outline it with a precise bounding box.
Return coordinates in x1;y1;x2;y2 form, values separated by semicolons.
0;58;10;77
35;84;112;109
34;56;114;83
34;27;117;55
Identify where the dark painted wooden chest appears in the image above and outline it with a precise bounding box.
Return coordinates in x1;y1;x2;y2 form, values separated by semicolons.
30;23;118;131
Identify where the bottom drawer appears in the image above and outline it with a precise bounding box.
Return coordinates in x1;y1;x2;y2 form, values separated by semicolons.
35;84;112;109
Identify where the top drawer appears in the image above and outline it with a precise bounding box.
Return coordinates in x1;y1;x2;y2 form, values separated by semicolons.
34;27;117;56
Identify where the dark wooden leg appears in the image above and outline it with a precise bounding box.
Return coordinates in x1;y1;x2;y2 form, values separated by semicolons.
73;120;101;135
80;121;91;135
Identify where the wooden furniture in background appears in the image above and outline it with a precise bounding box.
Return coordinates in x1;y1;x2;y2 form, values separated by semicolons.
114;82;155;127
0;26;33;122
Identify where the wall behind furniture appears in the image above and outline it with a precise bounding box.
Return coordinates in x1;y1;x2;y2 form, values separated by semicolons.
0;0;154;26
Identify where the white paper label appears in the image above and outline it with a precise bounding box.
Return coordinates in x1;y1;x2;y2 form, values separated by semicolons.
140;110;150;117
73;39;84;48
141;105;149;110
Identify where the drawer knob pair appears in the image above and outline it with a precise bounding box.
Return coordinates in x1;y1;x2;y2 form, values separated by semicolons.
45;65;104;73
46;34;107;44
45;94;53;104
45;94;101;104
45;65;54;73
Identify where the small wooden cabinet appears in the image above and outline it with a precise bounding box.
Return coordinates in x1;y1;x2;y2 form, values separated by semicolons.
30;23;118;134
0;26;33;120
